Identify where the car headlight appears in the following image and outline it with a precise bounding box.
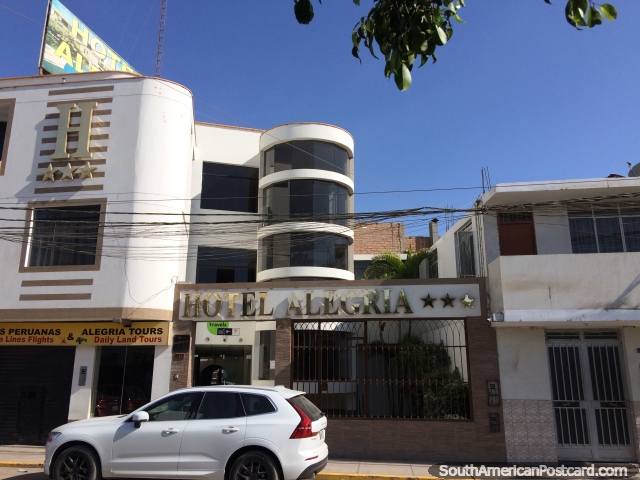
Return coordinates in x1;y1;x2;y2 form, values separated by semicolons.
47;432;62;443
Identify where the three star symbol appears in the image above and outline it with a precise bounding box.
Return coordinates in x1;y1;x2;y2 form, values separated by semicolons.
40;161;99;182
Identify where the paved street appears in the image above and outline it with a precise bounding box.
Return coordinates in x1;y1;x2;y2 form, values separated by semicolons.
0;467;46;480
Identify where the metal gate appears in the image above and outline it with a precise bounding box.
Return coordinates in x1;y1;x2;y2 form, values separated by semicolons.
546;331;635;461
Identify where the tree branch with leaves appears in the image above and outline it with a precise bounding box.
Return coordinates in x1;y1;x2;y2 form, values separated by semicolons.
293;0;618;90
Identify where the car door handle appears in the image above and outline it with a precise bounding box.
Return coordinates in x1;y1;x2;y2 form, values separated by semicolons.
222;427;239;433
162;428;179;434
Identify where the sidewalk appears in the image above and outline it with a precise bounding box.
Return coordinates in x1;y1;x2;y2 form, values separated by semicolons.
0;445;436;479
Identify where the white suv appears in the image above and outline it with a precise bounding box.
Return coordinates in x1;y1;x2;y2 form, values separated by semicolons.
44;386;327;480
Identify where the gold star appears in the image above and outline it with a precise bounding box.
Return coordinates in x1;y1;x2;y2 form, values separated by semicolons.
42;164;58;182
78;161;98;179
60;162;77;180
441;293;455;308
421;294;436;308
460;294;475;308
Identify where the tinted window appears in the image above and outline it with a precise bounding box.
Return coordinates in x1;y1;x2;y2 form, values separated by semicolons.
262;180;349;225
241;394;276;415
262;233;348;270
0;99;14;176
263;141;349;177
201;163;258;212
28;205;101;267
196;392;244;419
145;392;202;421
196;247;257;283
354;260;372;280
288;395;323;422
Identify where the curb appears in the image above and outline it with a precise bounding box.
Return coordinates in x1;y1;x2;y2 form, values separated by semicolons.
0;462;44;468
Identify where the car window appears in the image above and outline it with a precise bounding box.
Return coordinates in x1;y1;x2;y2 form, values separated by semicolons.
196;392;245;419
288;395;323;421
144;392;202;421
241;393;276;416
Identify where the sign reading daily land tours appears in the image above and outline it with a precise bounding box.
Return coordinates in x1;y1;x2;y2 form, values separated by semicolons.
0;322;169;346
41;0;137;74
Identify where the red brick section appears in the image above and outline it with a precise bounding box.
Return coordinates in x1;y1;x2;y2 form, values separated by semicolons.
275;316;506;463
169;321;195;391
354;222;431;255
406;235;432;252
275;318;292;386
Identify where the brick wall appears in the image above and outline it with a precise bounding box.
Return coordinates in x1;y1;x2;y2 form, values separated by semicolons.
354;222;431;255
406;235;432;252
354;222;406;254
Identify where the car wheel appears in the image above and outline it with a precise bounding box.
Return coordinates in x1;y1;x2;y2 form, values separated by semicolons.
230;452;279;480
53;446;100;480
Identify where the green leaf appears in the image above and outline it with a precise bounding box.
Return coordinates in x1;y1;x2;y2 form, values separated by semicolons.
565;0;587;28
394;63;412;91
352;46;361;62
574;0;588;17
601;4;618;20
294;0;314;24
435;26;448;45
352;0;360;4
586;6;603;27
453;13;465;23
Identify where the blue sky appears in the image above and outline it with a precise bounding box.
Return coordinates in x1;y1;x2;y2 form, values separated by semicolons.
0;1;638;236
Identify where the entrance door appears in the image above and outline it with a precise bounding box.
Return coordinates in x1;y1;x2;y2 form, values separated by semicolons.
546;331;635;461
195;346;251;386
498;211;537;256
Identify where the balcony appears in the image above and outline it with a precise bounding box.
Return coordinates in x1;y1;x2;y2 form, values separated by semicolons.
487;252;640;324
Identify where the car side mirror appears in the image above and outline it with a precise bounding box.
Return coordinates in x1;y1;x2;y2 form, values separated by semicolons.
131;411;149;429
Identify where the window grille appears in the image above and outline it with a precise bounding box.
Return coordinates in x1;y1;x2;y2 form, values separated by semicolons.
292;319;469;420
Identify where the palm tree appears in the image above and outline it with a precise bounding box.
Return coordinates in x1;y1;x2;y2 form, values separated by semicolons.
362;246;435;279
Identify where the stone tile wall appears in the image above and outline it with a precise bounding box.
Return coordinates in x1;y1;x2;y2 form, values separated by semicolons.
503;399;557;463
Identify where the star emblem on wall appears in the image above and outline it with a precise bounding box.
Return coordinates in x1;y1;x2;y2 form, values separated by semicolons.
41;164;58;182
441;293;455;308
460;294;475;308
77;161;98;179
421;294;436;308
60;162;77;180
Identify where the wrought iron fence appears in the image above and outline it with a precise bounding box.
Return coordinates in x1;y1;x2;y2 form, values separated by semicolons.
292;319;469;419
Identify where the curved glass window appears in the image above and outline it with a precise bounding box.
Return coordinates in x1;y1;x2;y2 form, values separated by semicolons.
263;180;349;225
262;233;348;271
262;141;349;177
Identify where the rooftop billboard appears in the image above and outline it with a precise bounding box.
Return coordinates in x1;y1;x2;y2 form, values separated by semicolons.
40;0;137;75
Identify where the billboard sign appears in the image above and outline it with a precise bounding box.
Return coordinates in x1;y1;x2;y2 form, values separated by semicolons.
40;0;137;75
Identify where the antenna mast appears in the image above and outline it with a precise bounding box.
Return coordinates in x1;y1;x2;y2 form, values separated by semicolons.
155;0;167;77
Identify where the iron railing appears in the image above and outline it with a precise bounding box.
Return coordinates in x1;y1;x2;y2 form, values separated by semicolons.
292;319;469;419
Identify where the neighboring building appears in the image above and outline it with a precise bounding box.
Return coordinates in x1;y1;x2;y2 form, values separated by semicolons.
353;221;433;279
429;176;640;463
0;71;505;463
